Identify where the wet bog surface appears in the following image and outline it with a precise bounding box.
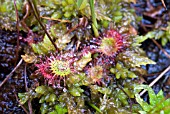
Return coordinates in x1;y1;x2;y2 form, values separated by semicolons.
142;40;170;99
0;30;41;113
0;30;26;113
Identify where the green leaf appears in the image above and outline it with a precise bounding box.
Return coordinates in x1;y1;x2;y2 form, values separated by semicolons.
77;0;87;10
90;85;111;95
133;23;170;47
138;111;147;114
132;35;150;47
96;12;112;21
49;93;57;102
49;111;57;114
147;87;157;106
39;96;45;103
134;85;170;113
35;86;48;95
40;103;49;114
156;90;164;104
18;93;29;104
69;86;84;96
110;63;137;79
31;35;55;54
134;85;157;106
132;31;158;47
135;93;152;111
154;31;165;40
152;98;170;113
55;104;68;114
117;51;156;67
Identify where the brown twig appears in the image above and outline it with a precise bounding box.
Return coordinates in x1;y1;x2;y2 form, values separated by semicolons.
161;0;167;9
28;100;33;114
24;64;33;114
140;24;154;28
20;3;32;32
40;16;71;23
67;24;79;34
0;59;23;88
14;92;29;114
27;0;58;50
143;72;161;77
13;0;20;66
140;65;170;96
24;64;28;91
147;0;154;10
152;39;170;59
160;27;167;31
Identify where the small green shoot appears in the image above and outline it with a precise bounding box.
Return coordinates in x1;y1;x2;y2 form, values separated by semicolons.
135;85;170;114
89;0;99;37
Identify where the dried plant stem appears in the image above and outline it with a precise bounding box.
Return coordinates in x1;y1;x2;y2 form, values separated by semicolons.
0;59;23;88
152;39;170;59
140;65;170;96
13;0;20;66
40;16;71;23
27;0;58;50
24;64;28;91
161;0;167;9
14;92;29;114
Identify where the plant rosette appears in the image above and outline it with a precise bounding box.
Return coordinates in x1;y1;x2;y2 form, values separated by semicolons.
90;29;128;65
36;52;78;86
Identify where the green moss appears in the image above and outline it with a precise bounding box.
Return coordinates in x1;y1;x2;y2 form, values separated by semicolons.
0;0;23;30
110;62;137;79
31;35;55;54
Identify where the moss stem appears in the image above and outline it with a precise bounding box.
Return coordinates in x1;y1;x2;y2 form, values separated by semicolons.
88;102;102;113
